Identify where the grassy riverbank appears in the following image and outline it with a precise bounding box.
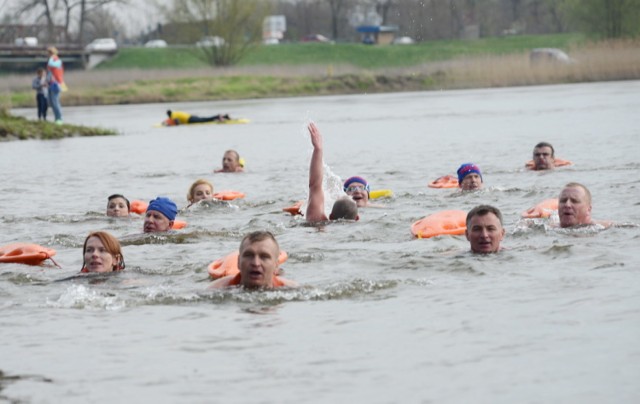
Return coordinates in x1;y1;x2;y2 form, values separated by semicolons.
0;109;116;141
1;35;638;109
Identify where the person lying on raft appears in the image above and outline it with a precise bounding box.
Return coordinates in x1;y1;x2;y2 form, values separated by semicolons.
558;182;612;229
457;163;483;191
306;122;359;223
214;149;245;173
162;110;231;126
81;231;125;273
465;205;505;254
209;231;297;289
143;196;178;233
106;194;130;217
186;179;214;208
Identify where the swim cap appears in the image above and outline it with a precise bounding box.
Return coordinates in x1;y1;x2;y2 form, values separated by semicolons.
457;163;482;184
147;197;177;221
343;176;370;192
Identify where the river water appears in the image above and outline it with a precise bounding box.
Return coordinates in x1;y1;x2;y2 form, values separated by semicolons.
2;81;639;403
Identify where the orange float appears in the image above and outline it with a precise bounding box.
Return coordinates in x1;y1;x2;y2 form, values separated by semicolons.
213;191;245;201
208;250;288;279
283;200;304;216
525;158;572;170
521;198;558;219
130;200;148;214
411;210;467;239
0;243;59;266
428;175;459;189
172;220;187;229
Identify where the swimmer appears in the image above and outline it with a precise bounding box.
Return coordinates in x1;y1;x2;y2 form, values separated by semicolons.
106;194;130;217
81;231;125;273
162;110;230;126
456;163;483;191
532;142;555;170
143;196;178;233
558;182;611;228
465;205;505;254
187;179;214;207
209;231;297;289
343;176;370;207
214;149;245;173
306;122;358;223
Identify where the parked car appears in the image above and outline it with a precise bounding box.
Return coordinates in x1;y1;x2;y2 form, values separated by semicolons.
302;34;331;43
392;36;415;45
263;38;279;45
196;36;224;47
85;38;118;52
144;39;168;48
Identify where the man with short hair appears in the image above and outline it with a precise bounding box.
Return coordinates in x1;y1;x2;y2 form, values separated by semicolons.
558;182;592;228
215;149;245;173
465;205;505;254
532;142;556;170
209;231;297;289
306;122;359;222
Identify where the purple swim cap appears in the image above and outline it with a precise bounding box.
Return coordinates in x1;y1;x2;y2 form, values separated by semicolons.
456;163;482;184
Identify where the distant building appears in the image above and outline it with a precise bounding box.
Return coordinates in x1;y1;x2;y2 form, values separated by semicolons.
356;25;398;45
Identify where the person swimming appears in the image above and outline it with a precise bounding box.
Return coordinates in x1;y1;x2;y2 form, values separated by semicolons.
214;150;245;173
106;194;130;217
143;197;178;233
456;163;483;191
80;231;125;273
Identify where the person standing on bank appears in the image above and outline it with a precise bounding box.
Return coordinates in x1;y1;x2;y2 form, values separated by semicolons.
31;67;48;121
46;46;65;124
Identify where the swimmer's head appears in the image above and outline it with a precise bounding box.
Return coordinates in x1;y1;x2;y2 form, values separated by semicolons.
329;197;359;221
146;196;177;221
457;163;483;191
166;110;172;118
343;176;370;207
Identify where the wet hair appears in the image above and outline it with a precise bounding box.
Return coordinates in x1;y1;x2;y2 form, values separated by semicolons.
329;197;358;220
81;231;125;272
224;149;240;162
166;110;172;118
466;205;504;228
239;231;279;255
533;142;555;157
107;194;130;212
562;182;592;205
187;179;214;202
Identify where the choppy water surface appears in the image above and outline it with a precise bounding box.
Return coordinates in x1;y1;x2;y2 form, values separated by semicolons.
2;81;639;403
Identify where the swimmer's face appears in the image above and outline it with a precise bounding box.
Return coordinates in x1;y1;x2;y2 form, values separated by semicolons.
238;238;279;289
465;212;505;254
558;186;592;228
191;184;213;203
222;151;239;172
84;236;117;272
460;173;483;191
107;197;129;217
143;210;173;233
533;146;555;170
345;182;369;207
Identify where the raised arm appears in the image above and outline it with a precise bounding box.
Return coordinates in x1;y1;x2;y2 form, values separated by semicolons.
306;122;328;222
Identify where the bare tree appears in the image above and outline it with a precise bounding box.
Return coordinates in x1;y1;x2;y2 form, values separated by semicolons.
326;0;347;40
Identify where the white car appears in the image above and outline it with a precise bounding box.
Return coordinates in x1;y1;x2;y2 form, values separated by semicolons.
85;38;118;52
145;39;168;48
392;36;415;45
196;36;224;47
15;37;38;46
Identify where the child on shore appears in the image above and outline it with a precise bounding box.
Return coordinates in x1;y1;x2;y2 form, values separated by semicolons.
31;67;48;121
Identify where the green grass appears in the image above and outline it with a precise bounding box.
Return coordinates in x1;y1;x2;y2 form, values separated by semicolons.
0;109;117;140
98;33;586;70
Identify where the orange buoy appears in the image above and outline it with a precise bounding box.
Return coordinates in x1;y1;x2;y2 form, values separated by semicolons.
130;200;148;214
411;210;467;239
525;158;572;170
213;191;245;201
283;200;304;216
0;243;58;266
172;220;187;229
428;175;459;189
207;250;288;279
521;198;558;219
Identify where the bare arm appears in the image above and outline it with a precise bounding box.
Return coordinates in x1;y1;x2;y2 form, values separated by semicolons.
305;122;328;222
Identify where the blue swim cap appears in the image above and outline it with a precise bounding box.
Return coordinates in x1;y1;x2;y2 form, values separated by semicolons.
457;163;482;184
147;197;177;221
